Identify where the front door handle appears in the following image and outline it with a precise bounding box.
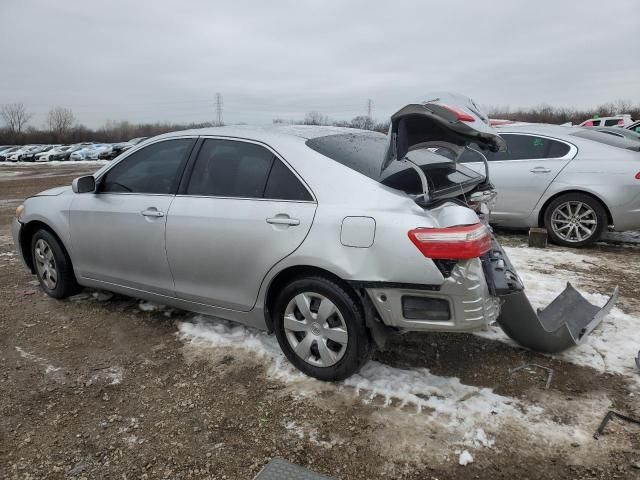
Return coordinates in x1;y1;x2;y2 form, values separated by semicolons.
266;215;300;226
530;167;551;173
141;208;165;217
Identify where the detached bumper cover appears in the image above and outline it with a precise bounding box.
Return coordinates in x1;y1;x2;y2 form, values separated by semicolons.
483;239;618;353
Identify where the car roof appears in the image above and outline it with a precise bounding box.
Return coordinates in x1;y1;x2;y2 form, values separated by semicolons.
153;125;375;145
496;123;581;137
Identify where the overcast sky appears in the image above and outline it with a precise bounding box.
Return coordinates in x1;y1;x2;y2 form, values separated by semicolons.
1;0;638;128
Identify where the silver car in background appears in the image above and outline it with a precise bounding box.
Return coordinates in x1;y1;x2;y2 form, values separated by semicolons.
460;124;640;246
12;94;617;380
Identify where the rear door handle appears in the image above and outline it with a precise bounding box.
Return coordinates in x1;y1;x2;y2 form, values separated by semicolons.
141;208;165;217
266;215;300;226
530;167;551;173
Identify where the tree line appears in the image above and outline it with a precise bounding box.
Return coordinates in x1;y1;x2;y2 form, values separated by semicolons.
485;99;639;125
1;99;638;145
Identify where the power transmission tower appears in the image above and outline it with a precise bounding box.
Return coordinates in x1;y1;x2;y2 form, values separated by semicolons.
215;93;224;126
366;99;373;118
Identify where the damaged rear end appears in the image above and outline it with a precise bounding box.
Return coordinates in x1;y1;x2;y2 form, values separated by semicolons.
381;93;618;352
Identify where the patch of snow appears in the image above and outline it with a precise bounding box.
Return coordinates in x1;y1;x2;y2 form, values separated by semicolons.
458;450;473;466
92;291;114;302
138;300;164;312
600;230;640;245
69;292;91;301
478;246;640;382
16;346;62;374
0;252;15;257
463;428;495;449
345;360;540;417
284;420;341;448
88;366;124;385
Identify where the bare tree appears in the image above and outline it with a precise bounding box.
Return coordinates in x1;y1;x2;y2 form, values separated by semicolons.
303;111;328;125
1;103;32;139
46;106;75;141
350;115;374;130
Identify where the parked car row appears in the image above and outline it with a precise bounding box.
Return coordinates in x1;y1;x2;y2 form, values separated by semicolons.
0;137;147;162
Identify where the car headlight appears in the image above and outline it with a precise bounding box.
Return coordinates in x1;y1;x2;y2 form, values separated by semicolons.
16;204;25;219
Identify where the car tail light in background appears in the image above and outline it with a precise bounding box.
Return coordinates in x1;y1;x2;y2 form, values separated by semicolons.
408;223;492;260
439;104;475;122
635;172;640;180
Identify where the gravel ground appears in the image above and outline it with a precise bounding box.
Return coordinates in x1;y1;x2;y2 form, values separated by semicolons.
1;162;639;480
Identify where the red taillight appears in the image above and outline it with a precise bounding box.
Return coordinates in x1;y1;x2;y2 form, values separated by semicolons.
408;223;491;260
440;104;475;122
635;172;640;180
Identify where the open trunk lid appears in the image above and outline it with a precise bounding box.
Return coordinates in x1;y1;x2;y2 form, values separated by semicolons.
382;92;505;172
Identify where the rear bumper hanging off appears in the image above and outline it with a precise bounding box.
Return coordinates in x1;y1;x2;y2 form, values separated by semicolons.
482;238;618;353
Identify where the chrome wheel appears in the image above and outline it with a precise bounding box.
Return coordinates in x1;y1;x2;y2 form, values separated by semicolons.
550;201;598;243
34;239;58;289
283;292;348;367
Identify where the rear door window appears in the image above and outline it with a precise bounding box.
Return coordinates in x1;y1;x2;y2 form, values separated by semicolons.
185;139;312;201
263;158;313;201
604;119;622;126
186;139;274;198
492;134;570;160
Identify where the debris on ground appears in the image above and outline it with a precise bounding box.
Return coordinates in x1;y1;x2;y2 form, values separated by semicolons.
594;410;640;439
509;363;554;389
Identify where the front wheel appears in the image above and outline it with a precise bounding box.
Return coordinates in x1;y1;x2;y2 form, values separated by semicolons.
273;276;372;381
31;229;81;298
544;193;607;247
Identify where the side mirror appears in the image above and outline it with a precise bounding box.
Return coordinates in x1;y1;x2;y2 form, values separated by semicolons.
72;175;96;194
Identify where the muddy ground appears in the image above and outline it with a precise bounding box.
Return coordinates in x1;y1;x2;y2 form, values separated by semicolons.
0;162;639;480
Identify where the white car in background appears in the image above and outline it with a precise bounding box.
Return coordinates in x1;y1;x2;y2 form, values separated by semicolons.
579;114;634;128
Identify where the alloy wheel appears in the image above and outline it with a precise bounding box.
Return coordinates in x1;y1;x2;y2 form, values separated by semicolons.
550;201;598;243
34;239;58;289
283;292;349;367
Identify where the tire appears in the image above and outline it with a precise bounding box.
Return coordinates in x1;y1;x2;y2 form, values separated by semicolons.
273;276;372;381
544;193;607;247
31;229;81;299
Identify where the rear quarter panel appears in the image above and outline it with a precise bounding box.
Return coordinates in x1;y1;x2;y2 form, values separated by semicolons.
532;146;640;229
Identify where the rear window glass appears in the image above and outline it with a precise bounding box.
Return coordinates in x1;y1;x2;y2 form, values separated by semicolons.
571;129;640;150
604;119;622;126
305;132;386;180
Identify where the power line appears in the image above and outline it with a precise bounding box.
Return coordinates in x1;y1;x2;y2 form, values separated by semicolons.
215;93;224;126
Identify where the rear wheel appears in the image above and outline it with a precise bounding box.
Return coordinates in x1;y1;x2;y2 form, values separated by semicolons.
544;193;607;247
273;276;372;381
31;229;81;298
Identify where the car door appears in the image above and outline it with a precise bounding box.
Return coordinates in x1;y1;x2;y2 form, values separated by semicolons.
69;138;195;295
165;137;317;311
462;133;576;226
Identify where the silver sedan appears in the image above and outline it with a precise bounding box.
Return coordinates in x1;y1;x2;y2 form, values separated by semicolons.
11;95;618;380
460;124;640;246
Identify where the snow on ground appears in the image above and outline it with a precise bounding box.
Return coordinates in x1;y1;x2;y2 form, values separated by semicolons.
178;316;614;462
478;245;640;382
601;230;640;245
